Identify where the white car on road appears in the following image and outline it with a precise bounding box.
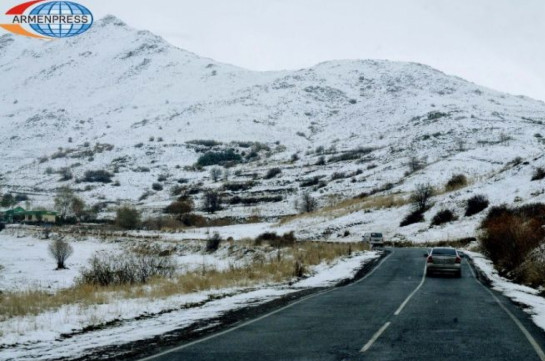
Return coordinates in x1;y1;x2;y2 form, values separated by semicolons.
362;232;384;248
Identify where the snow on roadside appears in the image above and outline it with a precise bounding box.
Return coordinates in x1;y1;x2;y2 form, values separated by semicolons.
466;251;545;331
1;288;291;361
0;251;380;361
294;251;379;288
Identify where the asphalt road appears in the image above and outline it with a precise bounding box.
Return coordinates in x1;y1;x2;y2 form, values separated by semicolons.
139;248;545;361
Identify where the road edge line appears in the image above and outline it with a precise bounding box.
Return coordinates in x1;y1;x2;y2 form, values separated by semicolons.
467;261;545;361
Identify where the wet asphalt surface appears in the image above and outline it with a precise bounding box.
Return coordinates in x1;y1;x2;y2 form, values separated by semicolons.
140;248;545;361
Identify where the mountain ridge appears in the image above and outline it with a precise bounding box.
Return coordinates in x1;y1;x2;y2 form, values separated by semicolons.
1;16;545;242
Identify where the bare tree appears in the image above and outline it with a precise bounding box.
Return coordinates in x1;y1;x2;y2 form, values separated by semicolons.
499;132;511;145
410;183;435;212
48;238;73;270
456;139;466;152
299;192;318;213
223;168;230;182
408;156;426;173
54;187;86;221
203;191;222;214
42;226;51;239
58;167;73;182
210;167;222;182
71;197;86;221
54;187;75;220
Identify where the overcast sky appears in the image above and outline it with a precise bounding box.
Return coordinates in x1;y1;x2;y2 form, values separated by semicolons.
4;0;545;101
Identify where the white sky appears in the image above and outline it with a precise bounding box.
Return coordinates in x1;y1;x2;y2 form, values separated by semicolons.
3;0;545;101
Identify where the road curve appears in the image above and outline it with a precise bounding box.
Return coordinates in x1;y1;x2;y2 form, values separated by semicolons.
138;248;545;361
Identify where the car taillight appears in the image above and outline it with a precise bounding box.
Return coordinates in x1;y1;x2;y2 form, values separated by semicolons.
455;256;461;263
427;256;433;263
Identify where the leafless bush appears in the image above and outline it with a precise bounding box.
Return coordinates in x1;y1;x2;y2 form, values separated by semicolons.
210;167;222;182
316;156;326;166
531;167;545;181
299;192;318;213
264;167;282;179
206;232;222;253
456;139;466;152
465;195;489;216
445;174;467;191
82;169;113;183
164;199;193;216
115;206;141;229
141;216;181;230
400;209;425;227
430;209;457;226
48;239;73;270
79;251;176;286
410;183;434;212
255;232;296;248
480;204;545;285
58;167;73;182
152;183;164;191
407;156;426;173
203;191;222;214
294;258;305;278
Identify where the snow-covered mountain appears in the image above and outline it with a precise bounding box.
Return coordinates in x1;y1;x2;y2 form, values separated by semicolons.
1;16;545;241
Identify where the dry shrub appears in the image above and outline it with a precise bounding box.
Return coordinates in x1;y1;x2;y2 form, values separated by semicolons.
115;206;141;230
430;209;457;226
514;247;545;288
180;214;208;227
164;200;193;215
400;209;425;227
294;258;305;277
0;242;369;320
279;194;409;225
255;232;296;247
0;285;109;320
445;174;468;191
410;183;434;212
206;232;222;253
480;204;545;282
531;167;545;181
142;216;181;231
465;195;489;217
79;251;176;286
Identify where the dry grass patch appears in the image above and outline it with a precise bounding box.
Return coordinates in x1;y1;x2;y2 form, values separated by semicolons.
0;242;369;320
280;194;409;225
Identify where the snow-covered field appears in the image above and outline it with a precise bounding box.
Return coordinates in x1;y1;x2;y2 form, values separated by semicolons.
0;228;379;361
0;233;121;292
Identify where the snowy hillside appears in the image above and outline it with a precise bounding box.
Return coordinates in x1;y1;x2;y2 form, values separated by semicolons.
1;15;545;241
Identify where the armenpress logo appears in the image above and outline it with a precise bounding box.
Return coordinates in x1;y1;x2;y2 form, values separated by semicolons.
0;0;93;39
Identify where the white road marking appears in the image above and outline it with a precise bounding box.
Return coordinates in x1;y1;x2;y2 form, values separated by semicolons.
137;251;393;361
360;322;391;352
468;261;545;361
394;263;427;316
360;257;428;353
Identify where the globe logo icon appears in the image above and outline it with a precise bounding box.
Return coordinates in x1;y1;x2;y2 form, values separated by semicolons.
29;1;93;38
